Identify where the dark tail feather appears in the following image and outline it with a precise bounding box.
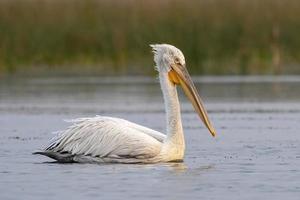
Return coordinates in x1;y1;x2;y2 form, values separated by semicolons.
33;151;75;163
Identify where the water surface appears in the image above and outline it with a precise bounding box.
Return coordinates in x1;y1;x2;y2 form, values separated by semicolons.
0;76;299;200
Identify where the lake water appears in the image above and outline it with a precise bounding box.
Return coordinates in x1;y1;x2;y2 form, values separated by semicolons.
0;76;300;200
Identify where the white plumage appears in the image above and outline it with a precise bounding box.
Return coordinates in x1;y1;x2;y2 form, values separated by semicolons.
34;44;216;164
45;116;165;163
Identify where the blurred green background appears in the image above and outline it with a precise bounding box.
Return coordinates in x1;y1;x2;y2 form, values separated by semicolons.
0;0;300;76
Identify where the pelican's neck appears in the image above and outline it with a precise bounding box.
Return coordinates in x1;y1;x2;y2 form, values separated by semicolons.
159;72;185;149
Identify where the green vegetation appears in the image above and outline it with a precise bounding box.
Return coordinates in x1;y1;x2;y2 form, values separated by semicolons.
0;0;300;76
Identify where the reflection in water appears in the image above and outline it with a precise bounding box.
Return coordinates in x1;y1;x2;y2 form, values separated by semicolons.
168;162;188;173
157;162;215;175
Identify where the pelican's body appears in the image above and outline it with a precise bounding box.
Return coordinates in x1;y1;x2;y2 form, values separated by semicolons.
35;44;216;164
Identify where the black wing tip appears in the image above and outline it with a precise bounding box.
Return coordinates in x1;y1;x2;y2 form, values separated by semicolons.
33;150;75;163
32;151;45;155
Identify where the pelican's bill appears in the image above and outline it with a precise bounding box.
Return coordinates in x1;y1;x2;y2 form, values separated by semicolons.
169;64;216;137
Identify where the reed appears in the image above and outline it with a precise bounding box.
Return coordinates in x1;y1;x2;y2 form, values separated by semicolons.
0;0;300;76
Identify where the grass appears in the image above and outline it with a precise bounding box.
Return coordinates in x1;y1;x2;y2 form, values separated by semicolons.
0;0;300;76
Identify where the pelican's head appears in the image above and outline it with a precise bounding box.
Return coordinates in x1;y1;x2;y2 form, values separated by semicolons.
150;44;185;73
151;44;216;137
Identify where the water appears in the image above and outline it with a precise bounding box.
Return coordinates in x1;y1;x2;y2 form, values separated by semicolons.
1;76;300;200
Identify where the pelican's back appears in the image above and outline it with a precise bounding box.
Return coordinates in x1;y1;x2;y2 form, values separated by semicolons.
35;116;165;163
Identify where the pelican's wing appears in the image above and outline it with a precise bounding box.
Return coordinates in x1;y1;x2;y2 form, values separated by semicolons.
102;116;166;142
44;116;165;159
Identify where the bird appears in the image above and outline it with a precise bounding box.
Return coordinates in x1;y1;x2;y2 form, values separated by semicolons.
34;44;216;164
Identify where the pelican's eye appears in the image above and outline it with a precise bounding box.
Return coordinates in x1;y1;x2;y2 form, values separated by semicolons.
174;57;180;65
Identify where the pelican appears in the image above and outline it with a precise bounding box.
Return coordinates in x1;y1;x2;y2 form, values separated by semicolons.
34;44;216;164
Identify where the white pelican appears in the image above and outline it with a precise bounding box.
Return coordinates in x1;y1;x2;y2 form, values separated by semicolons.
34;44;216;164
